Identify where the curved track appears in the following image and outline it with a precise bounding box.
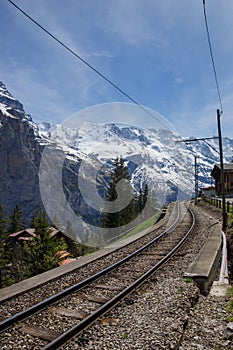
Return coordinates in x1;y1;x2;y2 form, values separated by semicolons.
0;200;195;349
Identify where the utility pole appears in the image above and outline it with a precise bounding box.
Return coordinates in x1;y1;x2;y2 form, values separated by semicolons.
176;138;217;206
194;156;198;205
217;109;227;230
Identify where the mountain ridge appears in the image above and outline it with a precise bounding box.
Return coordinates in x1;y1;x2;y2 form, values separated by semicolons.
0;81;232;234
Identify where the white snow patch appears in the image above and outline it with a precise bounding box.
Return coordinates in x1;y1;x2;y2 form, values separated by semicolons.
0;103;19;119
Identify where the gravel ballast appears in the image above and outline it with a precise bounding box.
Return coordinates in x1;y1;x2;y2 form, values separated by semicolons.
0;202;232;349
62;203;231;350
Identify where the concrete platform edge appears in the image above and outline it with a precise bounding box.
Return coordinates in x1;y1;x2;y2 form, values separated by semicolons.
184;223;222;295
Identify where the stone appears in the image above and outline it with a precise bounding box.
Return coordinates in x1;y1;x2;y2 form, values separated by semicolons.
224;322;233;341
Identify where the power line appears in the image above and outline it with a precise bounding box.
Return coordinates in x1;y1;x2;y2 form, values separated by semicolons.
202;1;227;229
202;139;219;154
177;136;220;155
7;0;169;130
176;136;218;142
202;0;223;113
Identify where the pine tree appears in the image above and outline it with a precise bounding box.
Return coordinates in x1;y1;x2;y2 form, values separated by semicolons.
143;184;149;208
101;156;136;229
23;211;68;276
65;220;80;256
7;205;26;283
0;205;8;259
145;188;158;218
0;205;12;288
65;220;96;257
136;188;144;214
8;205;24;233
134;184;148;211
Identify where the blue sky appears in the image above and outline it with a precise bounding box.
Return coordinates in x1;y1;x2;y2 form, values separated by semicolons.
0;0;233;137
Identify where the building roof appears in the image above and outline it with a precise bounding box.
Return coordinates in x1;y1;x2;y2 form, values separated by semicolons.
211;163;233;179
50;228;60;237
59;258;76;266
56;250;70;259
10;228;36;238
214;163;233;171
201;186;215;191
10;228;74;266
10;227;62;239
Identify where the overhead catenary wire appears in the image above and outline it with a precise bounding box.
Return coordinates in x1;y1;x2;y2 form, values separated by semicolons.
203;1;228;230
202;0;223;113
202;139;219;154
7;0;169;130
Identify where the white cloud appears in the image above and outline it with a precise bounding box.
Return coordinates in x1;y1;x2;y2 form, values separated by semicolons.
0;53;117;125
98;0;167;47
2;0;233;138
97;0;203;48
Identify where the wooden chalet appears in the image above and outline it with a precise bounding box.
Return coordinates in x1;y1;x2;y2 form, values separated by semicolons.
10;228;36;241
9;227;66;241
10;227;75;265
211;163;233;196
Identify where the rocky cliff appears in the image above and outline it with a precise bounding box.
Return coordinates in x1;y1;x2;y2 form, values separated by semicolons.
0;82;45;222
0;82;100;238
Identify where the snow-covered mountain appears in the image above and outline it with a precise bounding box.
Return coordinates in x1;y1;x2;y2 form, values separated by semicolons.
0;81;232;243
38;119;233;200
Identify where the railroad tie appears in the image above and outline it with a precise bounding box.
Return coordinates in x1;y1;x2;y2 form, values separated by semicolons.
81;294;109;304
48;306;88;319
19;323;60;341
95;284;123;291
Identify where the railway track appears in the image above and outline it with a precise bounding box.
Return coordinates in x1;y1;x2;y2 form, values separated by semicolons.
0;200;195;349
0;201;174;318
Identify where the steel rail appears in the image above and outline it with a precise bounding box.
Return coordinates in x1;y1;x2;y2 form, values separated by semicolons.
43;202;195;349
0;202;181;333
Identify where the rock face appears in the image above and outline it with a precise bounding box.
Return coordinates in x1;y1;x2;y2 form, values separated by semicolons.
0;82;44;222
0;81;24;115
0;82;99;235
